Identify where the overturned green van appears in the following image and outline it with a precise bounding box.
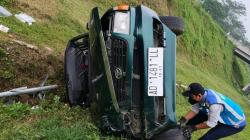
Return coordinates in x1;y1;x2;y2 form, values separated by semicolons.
65;5;184;139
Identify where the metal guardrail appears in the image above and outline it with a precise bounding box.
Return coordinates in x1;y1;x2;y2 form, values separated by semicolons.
243;83;250;95
0;85;58;98
234;47;250;64
228;35;250;64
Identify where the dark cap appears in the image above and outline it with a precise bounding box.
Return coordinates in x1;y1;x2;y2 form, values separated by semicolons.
182;83;205;97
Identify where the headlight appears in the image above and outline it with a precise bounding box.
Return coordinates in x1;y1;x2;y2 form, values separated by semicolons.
113;11;130;34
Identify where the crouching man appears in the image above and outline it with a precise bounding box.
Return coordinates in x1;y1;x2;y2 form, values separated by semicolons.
179;83;246;140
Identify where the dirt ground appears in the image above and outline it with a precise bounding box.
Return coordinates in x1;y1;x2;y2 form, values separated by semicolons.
0;39;65;104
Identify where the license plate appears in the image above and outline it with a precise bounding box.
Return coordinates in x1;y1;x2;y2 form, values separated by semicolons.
148;48;164;96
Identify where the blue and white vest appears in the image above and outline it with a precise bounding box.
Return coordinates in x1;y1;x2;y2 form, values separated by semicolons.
203;89;246;128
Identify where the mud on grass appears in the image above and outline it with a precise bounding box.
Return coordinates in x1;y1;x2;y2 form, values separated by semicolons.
0;40;65;103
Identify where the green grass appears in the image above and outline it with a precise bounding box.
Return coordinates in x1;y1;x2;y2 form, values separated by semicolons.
0;0;170;55
0;96;101;139
0;0;250;139
0;44;14;81
0;0;88;54
173;0;250;139
176;57;250;139
0;15;84;55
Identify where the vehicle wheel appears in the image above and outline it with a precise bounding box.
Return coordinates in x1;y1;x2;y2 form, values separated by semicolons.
152;128;185;140
64;33;89;107
160;16;184;36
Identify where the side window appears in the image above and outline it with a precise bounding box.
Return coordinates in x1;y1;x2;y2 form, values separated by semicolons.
101;12;114;40
153;19;164;48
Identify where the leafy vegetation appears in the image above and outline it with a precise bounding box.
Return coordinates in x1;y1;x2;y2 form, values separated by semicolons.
201;0;250;46
0;0;249;139
171;0;250;86
0;0;14;6
0;45;14;81
0;47;6;58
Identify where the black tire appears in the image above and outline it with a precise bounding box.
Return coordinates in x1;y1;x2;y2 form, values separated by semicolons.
152;128;186;140
160;16;184;36
64;33;89;107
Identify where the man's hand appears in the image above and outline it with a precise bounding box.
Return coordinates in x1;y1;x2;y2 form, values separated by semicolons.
178;116;187;127
182;125;197;140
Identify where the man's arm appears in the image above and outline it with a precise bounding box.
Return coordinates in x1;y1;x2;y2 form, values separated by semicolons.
195;122;210;129
194;104;224;130
183;103;199;120
184;110;198;120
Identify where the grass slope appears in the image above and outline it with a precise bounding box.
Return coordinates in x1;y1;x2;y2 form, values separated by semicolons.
0;96;100;139
0;0;249;139
0;0;169;54
172;0;250;139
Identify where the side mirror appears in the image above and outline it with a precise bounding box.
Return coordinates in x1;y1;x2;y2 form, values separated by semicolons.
160;16;184;36
86;22;89;30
